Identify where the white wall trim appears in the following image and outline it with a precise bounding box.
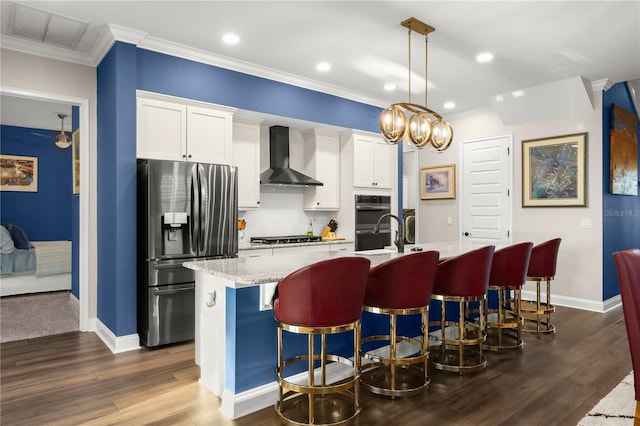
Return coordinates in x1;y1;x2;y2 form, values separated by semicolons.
521;290;622;314
94;319;141;353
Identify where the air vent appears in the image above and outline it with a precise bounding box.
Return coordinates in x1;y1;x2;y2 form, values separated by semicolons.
7;2;88;50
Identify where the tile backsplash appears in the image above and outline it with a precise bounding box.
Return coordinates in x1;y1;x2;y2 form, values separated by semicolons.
238;186;331;241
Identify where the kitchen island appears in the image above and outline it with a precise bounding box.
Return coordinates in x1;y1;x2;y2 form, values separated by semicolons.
183;240;485;419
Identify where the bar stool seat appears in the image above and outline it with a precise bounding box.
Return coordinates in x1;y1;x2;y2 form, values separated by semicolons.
521;238;561;337
274;256;370;426
360;251;439;398
429;245;494;375
484;242;533;352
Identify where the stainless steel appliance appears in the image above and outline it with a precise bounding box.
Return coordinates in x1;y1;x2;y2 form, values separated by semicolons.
354;194;392;251
137;159;238;347
251;235;323;244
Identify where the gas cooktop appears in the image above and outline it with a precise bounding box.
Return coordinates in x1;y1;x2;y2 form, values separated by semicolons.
250;235;323;244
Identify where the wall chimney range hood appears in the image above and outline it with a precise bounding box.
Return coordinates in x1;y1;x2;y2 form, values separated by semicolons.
260;125;323;187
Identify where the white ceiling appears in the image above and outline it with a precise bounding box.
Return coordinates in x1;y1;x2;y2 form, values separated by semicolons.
1;1;639;130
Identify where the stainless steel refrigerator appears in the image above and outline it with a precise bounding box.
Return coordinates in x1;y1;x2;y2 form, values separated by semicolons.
137;159;238;347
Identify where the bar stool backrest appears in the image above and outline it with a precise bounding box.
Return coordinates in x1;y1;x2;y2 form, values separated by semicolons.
613;248;640;401
489;242;533;288
527;238;562;278
364;251;439;309
273;257;371;327
433;245;495;297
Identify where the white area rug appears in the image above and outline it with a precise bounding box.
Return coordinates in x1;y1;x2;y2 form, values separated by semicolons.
0;291;78;343
578;372;635;425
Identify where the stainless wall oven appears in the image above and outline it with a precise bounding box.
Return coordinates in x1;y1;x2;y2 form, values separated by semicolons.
354;194;392;251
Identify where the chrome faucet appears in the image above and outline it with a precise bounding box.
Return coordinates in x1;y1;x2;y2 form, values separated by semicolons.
373;213;404;253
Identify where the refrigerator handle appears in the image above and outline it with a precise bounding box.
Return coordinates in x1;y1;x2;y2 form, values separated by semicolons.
190;164;200;254
198;164;208;254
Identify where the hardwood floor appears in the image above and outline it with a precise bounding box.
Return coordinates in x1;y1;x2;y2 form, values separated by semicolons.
1;305;632;425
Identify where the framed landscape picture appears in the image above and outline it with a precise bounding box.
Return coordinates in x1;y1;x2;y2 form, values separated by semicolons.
0;155;38;192
420;164;456;200
522;133;587;207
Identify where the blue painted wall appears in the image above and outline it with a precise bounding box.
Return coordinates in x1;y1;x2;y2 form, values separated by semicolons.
97;42;138;336
96;43;387;340
602;83;640;299
0;125;72;241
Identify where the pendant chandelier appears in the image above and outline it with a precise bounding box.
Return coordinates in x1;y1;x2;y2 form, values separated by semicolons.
379;18;453;151
54;113;71;149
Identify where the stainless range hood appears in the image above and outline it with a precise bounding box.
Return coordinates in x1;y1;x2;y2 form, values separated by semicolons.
260;125;323;187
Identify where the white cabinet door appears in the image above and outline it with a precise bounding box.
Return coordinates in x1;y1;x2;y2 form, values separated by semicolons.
187;106;233;164
137;97;187;160
353;135;393;189
233;120;262;209
373;139;394;189
303;130;340;210
353;135;375;188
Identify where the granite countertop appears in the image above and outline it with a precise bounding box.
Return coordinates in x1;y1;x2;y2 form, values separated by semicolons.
183;250;396;288
183;240;488;289
238;239;353;251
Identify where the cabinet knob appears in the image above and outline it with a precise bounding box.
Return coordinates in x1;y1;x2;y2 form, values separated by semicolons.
188;154;192;158
257;201;260;205
317;202;320;206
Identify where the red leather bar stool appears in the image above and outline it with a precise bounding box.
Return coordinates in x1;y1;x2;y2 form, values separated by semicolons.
484;242;533;352
429;245;494;374
273;257;370;426
613;248;640;421
521;238;562;338
360;251;439;398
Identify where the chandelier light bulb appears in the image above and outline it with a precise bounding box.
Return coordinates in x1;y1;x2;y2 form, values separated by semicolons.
379;105;407;144
407;112;432;148
428;119;454;152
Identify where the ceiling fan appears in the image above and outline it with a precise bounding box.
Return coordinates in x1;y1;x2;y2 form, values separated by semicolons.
54;113;71;149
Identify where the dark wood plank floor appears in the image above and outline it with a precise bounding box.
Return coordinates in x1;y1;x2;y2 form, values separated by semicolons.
1;305;632;425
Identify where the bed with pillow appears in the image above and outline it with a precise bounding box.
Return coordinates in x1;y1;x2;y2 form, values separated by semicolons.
0;224;72;297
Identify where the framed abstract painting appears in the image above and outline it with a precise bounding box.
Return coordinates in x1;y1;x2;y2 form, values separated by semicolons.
522;133;587;207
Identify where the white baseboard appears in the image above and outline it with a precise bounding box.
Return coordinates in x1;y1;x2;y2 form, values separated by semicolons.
94;319;141;353
521;290;622;314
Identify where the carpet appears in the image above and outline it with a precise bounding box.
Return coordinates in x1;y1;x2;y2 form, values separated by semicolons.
578;372;636;425
0;291;78;343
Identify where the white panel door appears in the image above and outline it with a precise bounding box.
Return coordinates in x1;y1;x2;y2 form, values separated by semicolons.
461;135;512;246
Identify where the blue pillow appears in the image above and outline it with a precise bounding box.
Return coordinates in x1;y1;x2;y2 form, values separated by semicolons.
4;223;30;250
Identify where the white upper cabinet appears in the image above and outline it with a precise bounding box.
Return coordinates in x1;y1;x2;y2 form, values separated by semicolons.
353;133;394;189
136;91;235;164
302;129;340;210
186;106;233;164
233;118;262;210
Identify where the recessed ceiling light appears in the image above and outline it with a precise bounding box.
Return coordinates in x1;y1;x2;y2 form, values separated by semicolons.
384;83;398;91
222;33;240;45
476;52;493;63
443;102;455;109
316;62;331;72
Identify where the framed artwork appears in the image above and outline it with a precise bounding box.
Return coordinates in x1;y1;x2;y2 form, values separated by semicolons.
73;129;80;194
610;104;638;195
0;155;38;192
522;133;587;207
420;164;456;200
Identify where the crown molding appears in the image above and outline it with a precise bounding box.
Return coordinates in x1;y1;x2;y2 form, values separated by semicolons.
136;32;388;108
2;22;389;108
592;78;613;92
